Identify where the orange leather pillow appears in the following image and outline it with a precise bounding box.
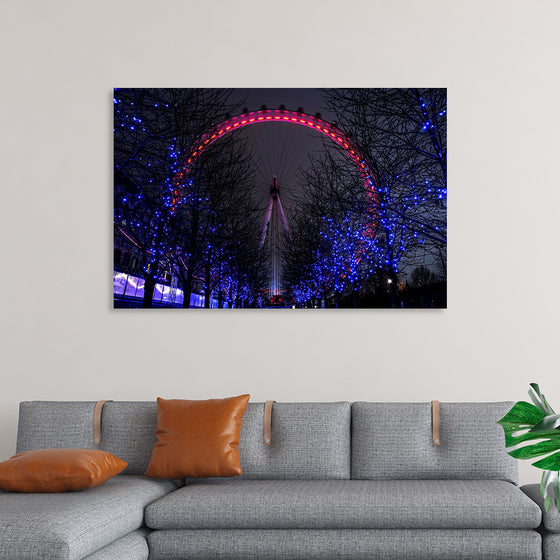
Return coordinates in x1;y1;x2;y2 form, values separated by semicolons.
145;394;250;479
0;448;128;492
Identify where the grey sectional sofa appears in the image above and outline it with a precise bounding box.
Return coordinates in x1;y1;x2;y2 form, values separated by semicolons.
0;400;555;559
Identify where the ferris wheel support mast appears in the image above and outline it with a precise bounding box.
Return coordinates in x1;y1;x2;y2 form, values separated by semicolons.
259;176;290;250
259;176;291;297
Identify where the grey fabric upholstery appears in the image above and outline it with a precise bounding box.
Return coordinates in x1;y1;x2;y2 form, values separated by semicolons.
147;529;541;560
145;479;541;530
83;529;149;560
0;476;178;560
99;402;157;475
238;402;351;479
17;401;96;452
544;533;560;560
522;484;560;533
352;402;518;483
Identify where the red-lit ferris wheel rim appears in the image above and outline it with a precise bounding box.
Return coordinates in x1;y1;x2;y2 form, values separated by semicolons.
173;108;379;227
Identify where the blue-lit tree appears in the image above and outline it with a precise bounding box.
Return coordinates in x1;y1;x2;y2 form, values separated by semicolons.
166;123;266;308
323;88;447;289
284;88;446;308
114;88;172;306
188;140;265;308
114;88;267;308
283;152;378;307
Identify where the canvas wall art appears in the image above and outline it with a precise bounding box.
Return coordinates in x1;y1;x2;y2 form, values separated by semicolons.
114;88;447;309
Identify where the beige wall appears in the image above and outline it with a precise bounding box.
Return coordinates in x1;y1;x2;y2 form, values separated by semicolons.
1;0;559;485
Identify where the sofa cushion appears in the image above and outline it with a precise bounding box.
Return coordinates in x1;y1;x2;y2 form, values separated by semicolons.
17;401;159;476
0;448;127;492
145;479;541;530
0;475;179;560
522;483;560;533
238;402;351;479
83;529;149;560
352;402;518;483
99;402;157;475
17;401;97;452
544;533;560;560
147;529;541;560
145;395;250;479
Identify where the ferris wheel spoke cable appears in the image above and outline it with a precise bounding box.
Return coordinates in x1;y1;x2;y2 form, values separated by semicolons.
247;124;315;198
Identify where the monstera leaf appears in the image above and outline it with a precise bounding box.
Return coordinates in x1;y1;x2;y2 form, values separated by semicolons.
498;383;560;512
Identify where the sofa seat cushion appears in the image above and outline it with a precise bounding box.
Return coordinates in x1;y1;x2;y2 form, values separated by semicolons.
0;475;179;560
543;534;560;560
145;479;541;531
82;529;149;560
522;483;560;533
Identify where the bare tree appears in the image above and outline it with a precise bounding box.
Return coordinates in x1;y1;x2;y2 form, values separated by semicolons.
409;265;439;288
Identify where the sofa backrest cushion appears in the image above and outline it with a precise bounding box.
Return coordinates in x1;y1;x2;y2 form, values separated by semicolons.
17;401;158;475
17;401;97;450
351;402;518;484
238;402;351;480
17;401;352;479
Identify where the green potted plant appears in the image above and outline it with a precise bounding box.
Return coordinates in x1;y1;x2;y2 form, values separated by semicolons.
498;383;560;512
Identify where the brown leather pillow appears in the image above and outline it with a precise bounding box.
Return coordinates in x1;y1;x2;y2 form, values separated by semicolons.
0;448;128;492
145;394;250;479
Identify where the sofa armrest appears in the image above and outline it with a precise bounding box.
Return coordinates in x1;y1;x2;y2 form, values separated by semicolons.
522;484;560;534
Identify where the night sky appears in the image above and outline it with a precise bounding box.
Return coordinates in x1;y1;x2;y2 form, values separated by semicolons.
228;88;339;213
231;88;334;120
